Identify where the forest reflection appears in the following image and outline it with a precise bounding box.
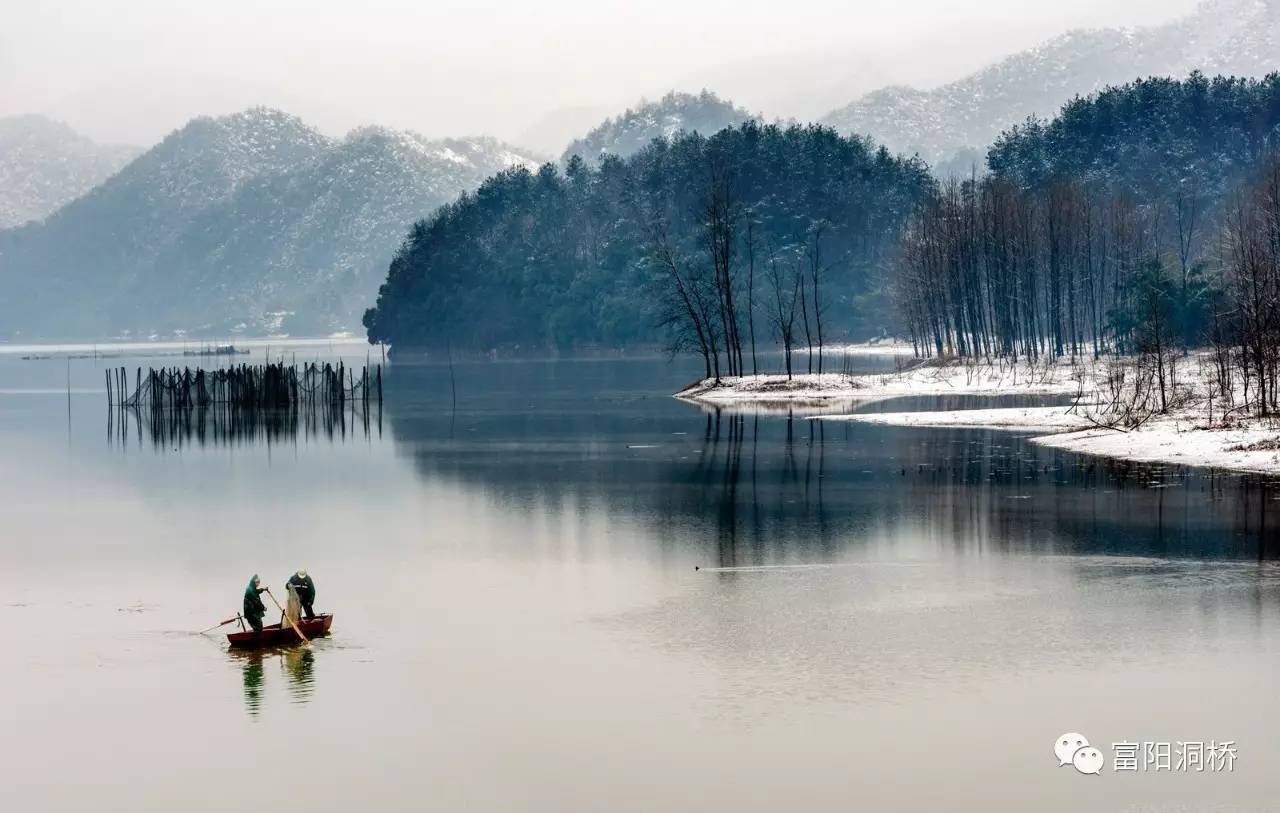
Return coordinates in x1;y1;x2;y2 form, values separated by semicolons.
388;399;1280;564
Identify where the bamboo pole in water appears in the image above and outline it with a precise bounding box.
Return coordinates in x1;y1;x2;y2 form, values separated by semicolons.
264;588;309;645
108;361;383;413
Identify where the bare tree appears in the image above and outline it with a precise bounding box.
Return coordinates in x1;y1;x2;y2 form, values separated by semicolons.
643;204;720;381
703;156;743;377
1173;177;1203;351
797;261;813;374
744;218;760;376
1132;259;1178;413
807;220;828;375
766;241;801;380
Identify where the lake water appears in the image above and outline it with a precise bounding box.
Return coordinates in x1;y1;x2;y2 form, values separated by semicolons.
2;342;1279;811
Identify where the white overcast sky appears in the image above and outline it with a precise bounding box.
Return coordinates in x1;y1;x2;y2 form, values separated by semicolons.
0;0;1200;148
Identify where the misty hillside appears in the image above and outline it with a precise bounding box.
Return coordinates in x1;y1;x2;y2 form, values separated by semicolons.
365;122;932;353
148;128;540;333
0;108;331;337
562;91;755;165
0;109;539;339
0;115;141;228
823;0;1280;168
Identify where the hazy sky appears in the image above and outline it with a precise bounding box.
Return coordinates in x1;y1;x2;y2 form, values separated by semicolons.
0;0;1201;149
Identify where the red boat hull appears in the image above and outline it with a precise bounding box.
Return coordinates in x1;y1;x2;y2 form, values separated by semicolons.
226;614;333;648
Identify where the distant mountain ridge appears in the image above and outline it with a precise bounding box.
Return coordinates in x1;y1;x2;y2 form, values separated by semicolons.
149;127;540;333
0;108;540;338
0;115;141;228
822;0;1280;167
562;90;755;165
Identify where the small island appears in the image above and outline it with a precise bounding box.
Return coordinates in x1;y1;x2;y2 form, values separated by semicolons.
654;77;1280;479
678;348;1280;475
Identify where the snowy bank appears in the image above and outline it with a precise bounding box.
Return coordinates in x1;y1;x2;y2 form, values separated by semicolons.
1032;422;1280;475
674;396;873;418
679;355;1280;475
676;359;1083;405
829;407;1280;476
798;341;916;356
824;406;1092;431
816;404;1280;474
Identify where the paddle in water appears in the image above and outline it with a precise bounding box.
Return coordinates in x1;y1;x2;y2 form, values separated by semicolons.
199;615;243;634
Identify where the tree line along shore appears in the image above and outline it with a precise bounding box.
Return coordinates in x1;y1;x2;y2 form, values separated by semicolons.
365;74;1280;473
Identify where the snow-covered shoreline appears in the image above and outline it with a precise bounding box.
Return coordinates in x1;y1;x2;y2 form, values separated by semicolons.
677;355;1280;476
1031;420;1280;474
800;341;916;356
820;405;1280;475
675;358;1082;404
829;406;1091;431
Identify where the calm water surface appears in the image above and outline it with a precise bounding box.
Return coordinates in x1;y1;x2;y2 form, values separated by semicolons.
2;341;1279;812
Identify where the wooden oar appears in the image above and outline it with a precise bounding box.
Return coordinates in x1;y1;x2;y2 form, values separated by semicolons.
199;614;242;634
264;587;310;645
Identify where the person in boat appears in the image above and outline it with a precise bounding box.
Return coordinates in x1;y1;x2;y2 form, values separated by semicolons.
243;574;267;633
286;570;316;620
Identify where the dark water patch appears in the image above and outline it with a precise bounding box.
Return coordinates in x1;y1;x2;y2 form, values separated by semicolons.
388;389;1280;562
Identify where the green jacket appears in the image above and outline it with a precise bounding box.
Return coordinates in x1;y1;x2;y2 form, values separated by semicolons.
243;575;266;622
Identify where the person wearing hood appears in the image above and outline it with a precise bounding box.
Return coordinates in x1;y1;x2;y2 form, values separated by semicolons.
286;570;316;620
243;574;267;632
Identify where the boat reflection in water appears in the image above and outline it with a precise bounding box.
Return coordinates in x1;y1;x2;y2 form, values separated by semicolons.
228;645;317;717
238;649;265;717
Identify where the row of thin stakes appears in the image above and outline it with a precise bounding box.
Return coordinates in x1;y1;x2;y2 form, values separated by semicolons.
105;361;383;411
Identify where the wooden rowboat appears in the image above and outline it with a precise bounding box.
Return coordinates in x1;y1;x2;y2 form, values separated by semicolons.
227;614;334;648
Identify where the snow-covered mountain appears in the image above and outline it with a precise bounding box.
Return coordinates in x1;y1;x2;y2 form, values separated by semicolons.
823;0;1280;168
151;127;540;333
0;115;141;228
0;109;540;338
562;90;755;165
0;108;331;337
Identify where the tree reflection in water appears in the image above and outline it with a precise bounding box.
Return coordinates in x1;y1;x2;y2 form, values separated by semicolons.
387;389;1280;565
